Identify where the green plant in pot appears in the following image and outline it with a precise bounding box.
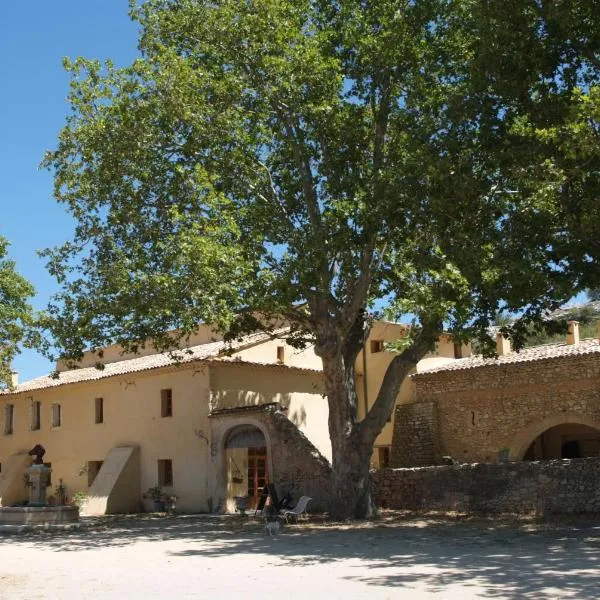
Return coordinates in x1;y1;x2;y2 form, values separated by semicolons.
143;486;166;512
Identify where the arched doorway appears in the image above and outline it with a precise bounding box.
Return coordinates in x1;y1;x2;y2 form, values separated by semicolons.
225;425;269;510
522;423;600;460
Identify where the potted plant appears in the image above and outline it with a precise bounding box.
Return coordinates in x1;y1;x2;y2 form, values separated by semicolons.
143;486;166;512
71;491;88;509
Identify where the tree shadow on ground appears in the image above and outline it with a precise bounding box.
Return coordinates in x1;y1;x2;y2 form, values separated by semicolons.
4;514;600;598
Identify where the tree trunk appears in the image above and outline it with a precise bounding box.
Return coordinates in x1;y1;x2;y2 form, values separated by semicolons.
319;339;375;520
329;431;375;520
318;324;437;520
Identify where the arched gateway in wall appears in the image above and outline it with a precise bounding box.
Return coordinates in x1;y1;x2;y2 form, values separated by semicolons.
223;424;270;510
509;413;600;461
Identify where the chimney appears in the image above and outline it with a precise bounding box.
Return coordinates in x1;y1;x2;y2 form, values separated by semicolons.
10;371;18;387
567;320;580;346
496;333;511;356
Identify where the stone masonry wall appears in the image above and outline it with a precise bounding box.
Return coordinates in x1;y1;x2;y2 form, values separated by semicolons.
391;401;440;467
405;352;600;465
371;458;600;515
263;407;332;511
210;404;331;512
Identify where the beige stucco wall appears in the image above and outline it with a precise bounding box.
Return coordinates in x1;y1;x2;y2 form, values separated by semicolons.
231;338;323;370
1;347;328;513
0;366;211;512
209;364;329;462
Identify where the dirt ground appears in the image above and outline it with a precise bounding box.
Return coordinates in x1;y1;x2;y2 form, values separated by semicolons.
1;513;599;599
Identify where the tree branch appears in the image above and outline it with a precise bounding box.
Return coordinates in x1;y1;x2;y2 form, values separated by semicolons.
355;318;441;444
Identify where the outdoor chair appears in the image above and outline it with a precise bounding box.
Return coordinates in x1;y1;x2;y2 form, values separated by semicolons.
280;495;312;523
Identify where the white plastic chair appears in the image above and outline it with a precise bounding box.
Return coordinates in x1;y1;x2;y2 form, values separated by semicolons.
280;495;312;523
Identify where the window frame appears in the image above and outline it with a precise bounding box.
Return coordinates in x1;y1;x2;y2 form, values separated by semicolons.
4;404;14;435
31;399;41;431
51;403;62;428
158;458;173;487
94;397;104;424
161;389;173;418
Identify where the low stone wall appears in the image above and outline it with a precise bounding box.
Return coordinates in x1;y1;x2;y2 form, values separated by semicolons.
371;458;600;515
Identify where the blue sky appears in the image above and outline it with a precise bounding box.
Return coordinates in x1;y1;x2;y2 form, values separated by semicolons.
1;2;139;381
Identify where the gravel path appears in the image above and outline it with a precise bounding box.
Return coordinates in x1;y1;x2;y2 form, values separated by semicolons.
1;515;599;599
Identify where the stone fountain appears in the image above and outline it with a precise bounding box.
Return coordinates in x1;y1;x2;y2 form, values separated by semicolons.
0;445;79;529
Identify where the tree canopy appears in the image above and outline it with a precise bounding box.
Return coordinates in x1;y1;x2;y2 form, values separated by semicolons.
0;236;36;389
43;0;600;517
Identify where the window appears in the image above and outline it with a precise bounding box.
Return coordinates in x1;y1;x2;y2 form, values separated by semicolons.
51;403;62;428
370;340;384;353
161;389;173;418
453;343;463;359
31;400;41;431
158;459;173;487
4;404;14;435
378;446;391;468
276;346;285;363
95;397;104;424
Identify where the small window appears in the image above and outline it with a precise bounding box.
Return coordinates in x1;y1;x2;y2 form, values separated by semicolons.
95;397;104;424
4;404;14;435
453;343;463;359
31;400;41;431
161;389;173;418
51;403;62;428
370;340;384;353
158;459;173;487
276;345;285;363
378;447;391;468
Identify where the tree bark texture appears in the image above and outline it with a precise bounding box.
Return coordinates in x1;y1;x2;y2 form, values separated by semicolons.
318;325;436;520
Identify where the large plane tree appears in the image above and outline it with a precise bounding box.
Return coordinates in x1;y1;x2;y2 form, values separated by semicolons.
43;0;599;518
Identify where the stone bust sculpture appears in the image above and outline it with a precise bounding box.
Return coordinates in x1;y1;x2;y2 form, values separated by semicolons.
28;444;46;465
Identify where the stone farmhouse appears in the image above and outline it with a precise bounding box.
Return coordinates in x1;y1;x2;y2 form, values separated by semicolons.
0;321;462;514
393;320;600;468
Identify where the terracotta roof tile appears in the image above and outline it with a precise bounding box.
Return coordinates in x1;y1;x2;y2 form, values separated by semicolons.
414;338;600;377
3;331;319;396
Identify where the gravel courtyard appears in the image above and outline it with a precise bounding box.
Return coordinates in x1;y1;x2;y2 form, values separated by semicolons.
1;514;599;599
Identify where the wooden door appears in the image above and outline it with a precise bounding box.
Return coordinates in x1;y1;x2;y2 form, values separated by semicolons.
247;446;268;509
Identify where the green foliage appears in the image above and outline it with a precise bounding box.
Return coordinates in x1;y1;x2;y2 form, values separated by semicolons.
41;0;600;516
42;0;597;360
0;236;37;389
71;491;88;508
143;486;165;501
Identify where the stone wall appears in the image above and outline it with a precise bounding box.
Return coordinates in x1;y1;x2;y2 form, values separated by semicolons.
401;352;600;465
371;458;600;515
209;404;331;512
264;406;332;511
391;401;440;467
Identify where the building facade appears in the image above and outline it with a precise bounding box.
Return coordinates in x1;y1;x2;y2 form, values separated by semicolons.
0;320;469;514
393;321;600;468
0;327;331;513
